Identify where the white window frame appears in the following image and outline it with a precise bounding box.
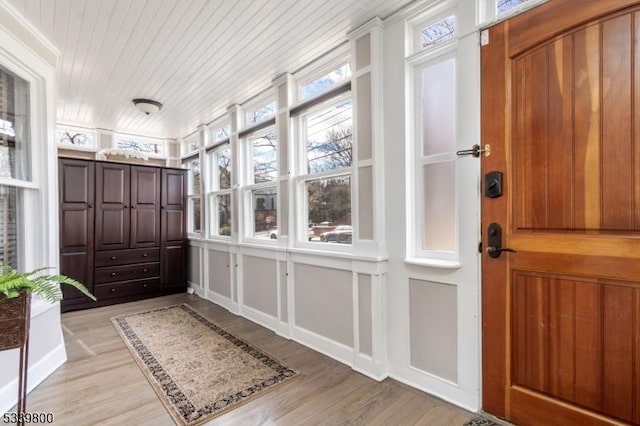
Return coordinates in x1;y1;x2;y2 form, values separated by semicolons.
0;46;55;274
478;0;548;26
240;126;278;244
206;145;232;239
407;9;461;265
243;93;276;129
183;155;202;236
293;92;354;251
180;132;200;158
295;54;352;104
56;124;97;152
113;132;167;159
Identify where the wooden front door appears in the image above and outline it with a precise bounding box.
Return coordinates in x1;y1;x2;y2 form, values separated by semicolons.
481;1;640;425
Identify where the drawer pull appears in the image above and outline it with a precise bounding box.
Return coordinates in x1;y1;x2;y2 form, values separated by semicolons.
111;272;116;276
143;253;148;257
143;268;148;272
111;256;117;260
110;288;116;293
143;284;148;288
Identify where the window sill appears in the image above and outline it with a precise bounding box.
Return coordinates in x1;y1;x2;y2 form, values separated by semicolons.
404;257;461;269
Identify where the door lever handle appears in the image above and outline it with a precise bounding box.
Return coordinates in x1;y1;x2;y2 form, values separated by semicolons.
486;246;517;258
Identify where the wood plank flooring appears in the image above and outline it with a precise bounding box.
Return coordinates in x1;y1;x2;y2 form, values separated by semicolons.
23;294;475;425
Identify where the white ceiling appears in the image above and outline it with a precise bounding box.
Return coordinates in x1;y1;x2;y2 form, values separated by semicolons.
7;0;413;139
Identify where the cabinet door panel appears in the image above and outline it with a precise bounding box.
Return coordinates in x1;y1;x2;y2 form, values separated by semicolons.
164;209;186;243
130;166;160;248
95;163;130;250
162;245;186;287
59;159;94;300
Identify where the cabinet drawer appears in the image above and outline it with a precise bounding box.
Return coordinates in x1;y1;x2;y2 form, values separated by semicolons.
95;248;160;267
94;278;160;299
95;262;159;284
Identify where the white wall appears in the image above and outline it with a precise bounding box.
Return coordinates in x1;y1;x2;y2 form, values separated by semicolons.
0;0;64;414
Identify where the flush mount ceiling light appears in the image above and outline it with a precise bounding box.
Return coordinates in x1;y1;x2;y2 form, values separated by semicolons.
132;98;163;115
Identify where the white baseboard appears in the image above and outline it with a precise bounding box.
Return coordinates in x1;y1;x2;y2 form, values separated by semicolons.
0;343;67;415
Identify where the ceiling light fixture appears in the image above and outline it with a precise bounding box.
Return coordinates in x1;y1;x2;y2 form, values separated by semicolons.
132;98;163;115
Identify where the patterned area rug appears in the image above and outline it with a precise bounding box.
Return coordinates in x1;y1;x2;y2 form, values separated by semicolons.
112;304;298;425
464;416;504;426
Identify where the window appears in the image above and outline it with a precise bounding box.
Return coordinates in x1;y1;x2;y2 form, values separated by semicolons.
299;96;353;244
115;134;166;157
244;128;277;240
0;64;30;268
206;147;232;237
412;53;457;258
245;100;276;126
181;133;200;157
0;185;18;267
212;123;230;143
299;61;351;100
56;126;96;148
497;0;531;15
185;157;202;234
421;15;456;49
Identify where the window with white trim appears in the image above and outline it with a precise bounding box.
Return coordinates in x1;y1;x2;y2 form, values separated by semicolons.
180;133;200;158
243;127;278;240
410;45;458;260
497;0;531;15
297;95;353;244
299;60;351;101
245;99;276;127
0;64;30;268
115;133;166;157
56;125;96;149
206;146;231;238
184;156;202;234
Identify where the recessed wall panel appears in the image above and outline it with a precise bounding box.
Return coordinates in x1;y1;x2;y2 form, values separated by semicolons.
409;279;457;382
358;274;372;356
208;250;231;298
294;264;353;347
243;256;277;317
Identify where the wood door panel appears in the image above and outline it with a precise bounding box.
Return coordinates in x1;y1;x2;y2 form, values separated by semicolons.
61;209;89;249
130;166;160;248
512;13;640;232
482;1;640;423
58;159;94;300
133;209;159;245
511;272;640;423
60;252;94;299
162;170;186;209
601;15;633;230
95;163;130;250
60;163;92;204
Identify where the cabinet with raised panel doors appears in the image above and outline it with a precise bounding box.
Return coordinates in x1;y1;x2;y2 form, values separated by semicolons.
59;158;187;312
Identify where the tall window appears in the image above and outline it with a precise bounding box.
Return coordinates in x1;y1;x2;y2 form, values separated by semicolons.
184;156;202;234
411;50;458;259
299;96;353;244
244;128;277;240
0;64;30;268
207;147;231;237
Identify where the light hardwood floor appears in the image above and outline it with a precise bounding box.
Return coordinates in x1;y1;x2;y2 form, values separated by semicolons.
24;294;475;425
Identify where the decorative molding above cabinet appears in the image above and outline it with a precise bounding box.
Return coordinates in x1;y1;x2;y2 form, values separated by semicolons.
58;158;188;312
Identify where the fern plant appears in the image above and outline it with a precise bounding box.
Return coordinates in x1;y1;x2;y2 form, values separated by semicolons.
0;263;96;302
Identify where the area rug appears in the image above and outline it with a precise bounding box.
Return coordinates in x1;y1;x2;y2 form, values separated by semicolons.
111;304;298;425
464;416;504;426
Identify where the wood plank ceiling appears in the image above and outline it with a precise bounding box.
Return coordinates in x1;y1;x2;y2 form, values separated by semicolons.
6;0;412;139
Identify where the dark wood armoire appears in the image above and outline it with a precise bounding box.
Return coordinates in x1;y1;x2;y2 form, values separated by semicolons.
58;158;188;312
